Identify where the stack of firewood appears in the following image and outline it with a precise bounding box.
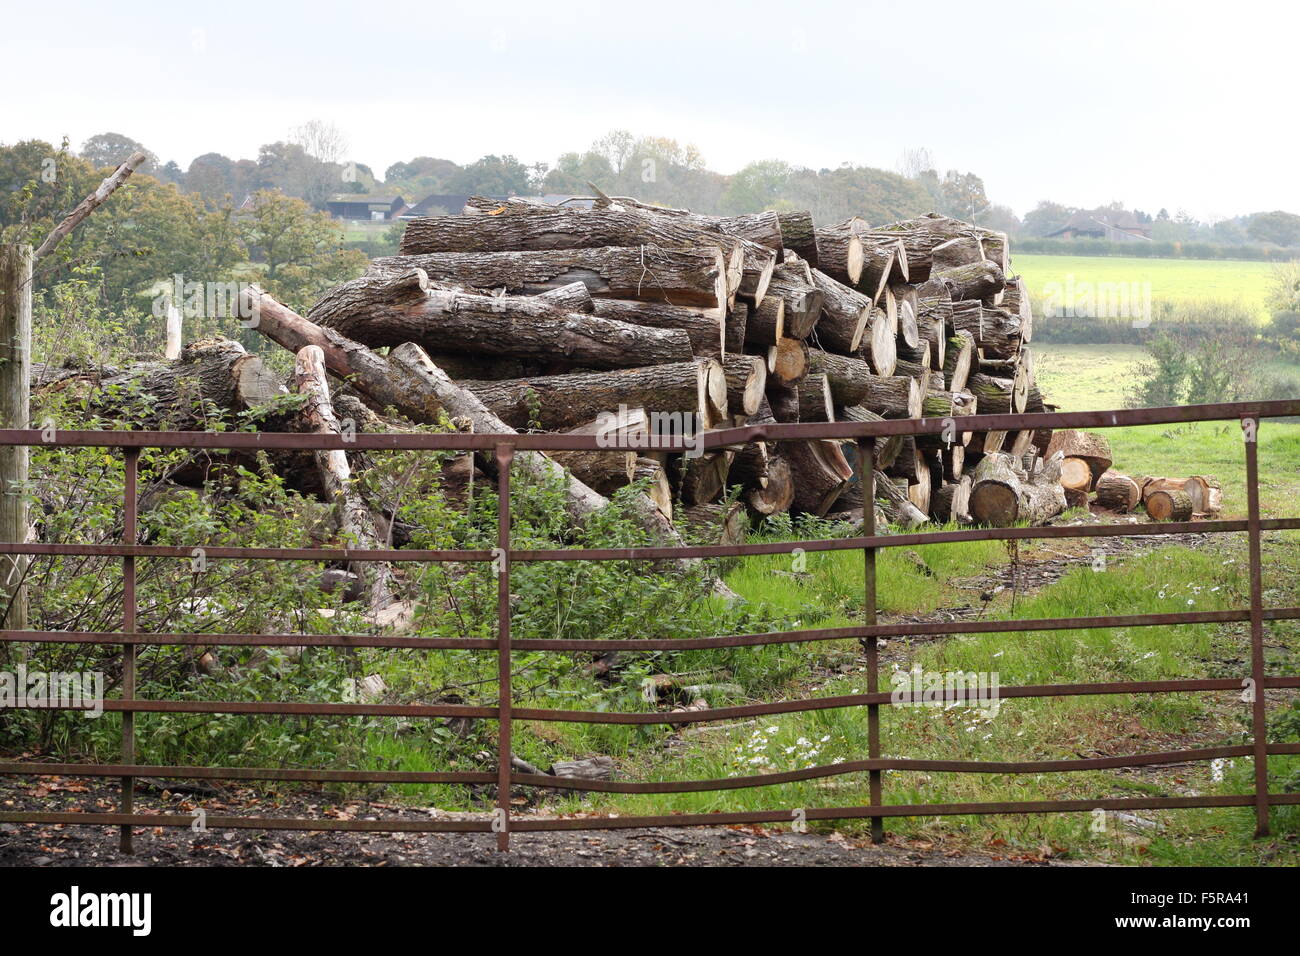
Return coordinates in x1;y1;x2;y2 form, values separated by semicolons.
289;192;1062;535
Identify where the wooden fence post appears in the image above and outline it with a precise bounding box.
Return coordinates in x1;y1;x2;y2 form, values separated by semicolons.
0;244;31;632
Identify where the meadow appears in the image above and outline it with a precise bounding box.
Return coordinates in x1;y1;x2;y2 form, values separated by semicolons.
1013;254;1276;320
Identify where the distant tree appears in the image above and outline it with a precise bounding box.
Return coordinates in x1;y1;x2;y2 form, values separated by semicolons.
721;160;793;214
590;130;636;176
939;171;990;222
540;151;614;194
1022;201;1073;237
79;132;157;173
1247;210;1300;247
383;156;461;190
981;204;1022;236
446;155;534;196
186;152;239;201
239;190;366;311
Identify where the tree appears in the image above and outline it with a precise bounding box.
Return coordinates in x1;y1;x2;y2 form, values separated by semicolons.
80;132;157;173
896;147;935;180
1022;201;1073;237
446;155;533;196
1247;210;1300;247
239;190;367;311
591;130;636;176
939;171;990;222
720;160;792;214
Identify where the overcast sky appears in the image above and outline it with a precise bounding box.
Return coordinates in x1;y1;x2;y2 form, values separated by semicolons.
3;0;1294;221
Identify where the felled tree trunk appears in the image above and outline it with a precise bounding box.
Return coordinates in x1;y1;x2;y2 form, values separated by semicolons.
796;373;834;422
719;355;767;417
808;268;873;353
807;349;873;407
862;375;922;419
371;245;730;314
967;371;1028;415
238;286;690;551
397;207;742;257
293;345;394;616
92;339;285;431
814;221;864;287
590;299;723;357
309;274;693;371
837;405;903;470
863;308;897;376
764;261;823;338
459;359;724;432
969;452;1067;527
743;295;785;347
776;211;819;266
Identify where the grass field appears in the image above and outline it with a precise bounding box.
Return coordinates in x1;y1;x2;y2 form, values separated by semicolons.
1013;254;1276;320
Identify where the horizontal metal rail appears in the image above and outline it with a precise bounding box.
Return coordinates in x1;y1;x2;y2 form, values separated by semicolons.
0;398;1296;850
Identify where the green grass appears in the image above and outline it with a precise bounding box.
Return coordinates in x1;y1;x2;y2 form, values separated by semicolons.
1014;254;1276;321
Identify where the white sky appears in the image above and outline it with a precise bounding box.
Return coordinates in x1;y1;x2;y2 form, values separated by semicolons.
3;0;1295;221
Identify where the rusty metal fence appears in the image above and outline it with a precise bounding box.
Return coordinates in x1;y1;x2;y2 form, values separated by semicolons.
1;399;1299;852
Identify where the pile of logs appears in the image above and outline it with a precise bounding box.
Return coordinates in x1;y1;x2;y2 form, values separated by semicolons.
290;194;1055;532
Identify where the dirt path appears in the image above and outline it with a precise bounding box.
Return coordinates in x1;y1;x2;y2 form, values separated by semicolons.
0;777;1091;867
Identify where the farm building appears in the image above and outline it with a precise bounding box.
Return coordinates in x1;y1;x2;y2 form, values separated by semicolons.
326;193;408;220
1047;210;1151;242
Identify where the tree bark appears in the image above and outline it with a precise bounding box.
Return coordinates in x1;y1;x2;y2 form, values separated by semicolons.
747;455;794;516
371;245;730;314
744;295;785;347
313;279;694;371
293;345;394;616
1044;430;1112;487
797;373;834;422
969;452;1067;527
590;298;722;357
807;348;873;407
776;211;818;266
814;221;864;287
1145;488;1194;522
1094;471;1141;513
932;475;972;523
459;359;723;431
862;375;922;419
786;440;853;516
943;330;976;393
808;268;873;353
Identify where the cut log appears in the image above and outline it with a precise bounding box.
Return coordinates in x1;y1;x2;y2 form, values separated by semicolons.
719;355;767;417
796;373;835;422
632;456;673;522
680;501;748;546
776;211;818;266
548;445;637;497
313;279;694;371
746;455;794;516
967;372;1027;415
863;308;897;377
238;286;688;549
743;295;785;347
929;236;987;273
932;475;973;523
814;221;865;287
1094;470;1141;513
372;245;730;315
459;359;723;432
1145;488;1194;522
679;444;733;506
932;259;1006;302
968;452;1067;527
537;281;596;312
837;405;903;471
725;303;749;355
808;268;873;353
1059;457;1093;492
862;375;922;419
767;335;809;386
764;261;823;338
766;381;801;423
785;440;854;516
589;298;722;357
293;345;394;615
950;299;984;344
807;349;874;407
943;330;976;393
872;471;929;528
398;207;741;258
1044;430;1112;487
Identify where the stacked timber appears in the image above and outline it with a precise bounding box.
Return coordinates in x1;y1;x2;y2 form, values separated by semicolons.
292;198;1059;533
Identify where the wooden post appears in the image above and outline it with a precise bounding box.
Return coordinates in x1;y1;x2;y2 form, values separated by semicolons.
0;244;31;632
